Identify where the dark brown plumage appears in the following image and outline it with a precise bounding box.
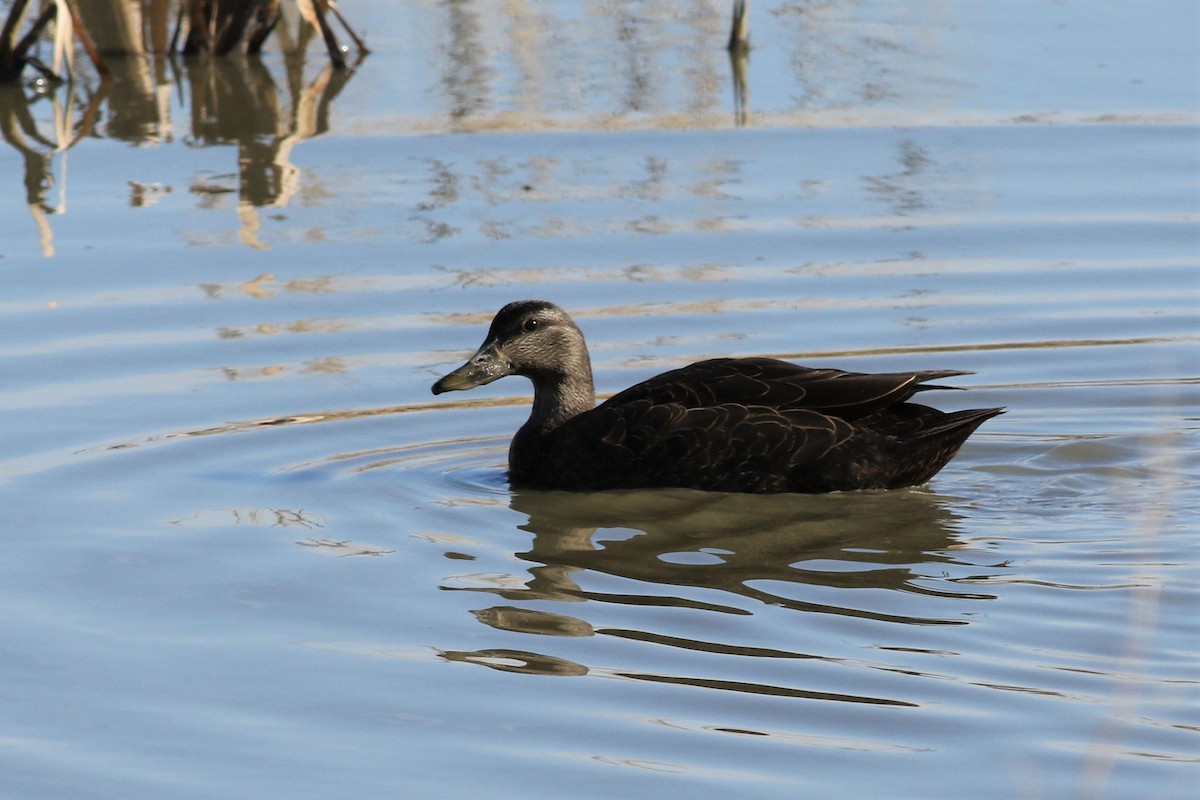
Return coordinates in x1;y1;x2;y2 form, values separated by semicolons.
432;300;1003;493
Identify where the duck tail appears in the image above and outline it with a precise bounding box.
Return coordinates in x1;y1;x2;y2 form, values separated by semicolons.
910;369;974;394
912;407;1005;441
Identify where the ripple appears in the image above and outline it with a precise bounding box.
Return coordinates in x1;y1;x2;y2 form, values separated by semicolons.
642;715;929;753
277;435;509;486
613;671;917;707
1;400;517;493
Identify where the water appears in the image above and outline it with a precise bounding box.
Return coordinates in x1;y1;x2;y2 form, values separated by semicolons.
0;1;1197;798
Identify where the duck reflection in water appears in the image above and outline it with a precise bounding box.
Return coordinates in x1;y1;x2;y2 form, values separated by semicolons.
441;488;1001;698
490;487;994;619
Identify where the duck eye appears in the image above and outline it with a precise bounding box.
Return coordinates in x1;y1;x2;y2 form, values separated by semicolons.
522;318;539;332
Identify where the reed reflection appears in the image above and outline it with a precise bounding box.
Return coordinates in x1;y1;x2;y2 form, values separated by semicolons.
182;54;352;206
0;81;104;256
727;0;750;126
729;45;748;126
0;48;353;252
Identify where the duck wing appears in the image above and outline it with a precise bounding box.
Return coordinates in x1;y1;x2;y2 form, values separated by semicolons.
524;398;856;493
603;357;970;420
528;397;1001;493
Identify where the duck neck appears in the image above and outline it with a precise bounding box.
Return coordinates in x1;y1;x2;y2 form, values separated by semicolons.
525;364;595;435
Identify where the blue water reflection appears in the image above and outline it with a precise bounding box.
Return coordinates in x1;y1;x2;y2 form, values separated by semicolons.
0;1;1196;798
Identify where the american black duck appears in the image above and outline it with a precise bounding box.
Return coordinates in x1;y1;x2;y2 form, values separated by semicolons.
431;301;1003;493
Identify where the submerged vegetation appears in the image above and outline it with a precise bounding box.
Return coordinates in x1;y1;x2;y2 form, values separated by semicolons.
0;0;366;83
176;0;367;67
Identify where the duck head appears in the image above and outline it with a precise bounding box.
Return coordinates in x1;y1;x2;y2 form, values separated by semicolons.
431;300;594;396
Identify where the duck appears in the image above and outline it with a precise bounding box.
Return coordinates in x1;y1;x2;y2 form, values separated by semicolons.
431;300;1003;493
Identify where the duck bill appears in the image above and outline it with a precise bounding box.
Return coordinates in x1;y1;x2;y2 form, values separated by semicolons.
431;340;513;394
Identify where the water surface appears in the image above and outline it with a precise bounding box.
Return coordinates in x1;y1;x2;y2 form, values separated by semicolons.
0;1;1197;798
